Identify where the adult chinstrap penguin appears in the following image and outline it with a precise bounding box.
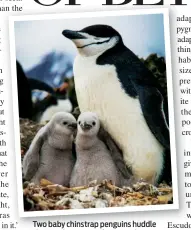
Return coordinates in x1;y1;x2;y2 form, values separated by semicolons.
62;25;170;184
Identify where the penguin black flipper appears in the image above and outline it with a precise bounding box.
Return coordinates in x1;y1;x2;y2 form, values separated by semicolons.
138;86;170;149
97;45;170;149
98;125;133;179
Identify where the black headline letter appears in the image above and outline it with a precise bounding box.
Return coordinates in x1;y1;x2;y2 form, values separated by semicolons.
33;0;61;6
171;0;186;5
66;0;80;5
134;0;163;5
103;0;132;5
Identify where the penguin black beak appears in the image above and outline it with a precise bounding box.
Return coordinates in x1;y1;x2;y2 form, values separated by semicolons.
62;30;86;40
81;122;92;131
68;123;77;130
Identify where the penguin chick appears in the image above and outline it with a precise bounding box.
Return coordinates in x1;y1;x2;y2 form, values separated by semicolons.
23;112;77;186
71;107;132;180
70;112;126;187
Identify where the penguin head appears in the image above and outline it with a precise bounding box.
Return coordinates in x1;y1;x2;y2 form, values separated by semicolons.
77;112;100;136
50;112;77;136
62;25;122;57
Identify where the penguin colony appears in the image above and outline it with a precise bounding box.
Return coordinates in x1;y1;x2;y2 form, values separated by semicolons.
17;61;74;122
23;24;171;188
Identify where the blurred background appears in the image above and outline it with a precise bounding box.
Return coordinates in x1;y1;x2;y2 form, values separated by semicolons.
14;13;167;125
15;14;165;81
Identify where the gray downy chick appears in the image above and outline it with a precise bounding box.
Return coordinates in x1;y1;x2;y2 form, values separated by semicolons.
70;112;125;187
72;107;133;183
23;112;77;186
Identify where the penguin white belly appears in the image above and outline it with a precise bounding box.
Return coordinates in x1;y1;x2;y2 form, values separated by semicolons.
74;55;164;183
40;99;72;123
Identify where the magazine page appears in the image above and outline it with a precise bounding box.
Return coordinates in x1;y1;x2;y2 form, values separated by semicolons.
0;0;190;229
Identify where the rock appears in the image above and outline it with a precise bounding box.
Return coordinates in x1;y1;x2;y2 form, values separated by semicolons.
75;187;98;202
64;191;76;198
56;198;70;206
133;182;159;196
99;193;113;203
70;200;84;209
110;197;126;207
56;198;84;209
93;199;108;208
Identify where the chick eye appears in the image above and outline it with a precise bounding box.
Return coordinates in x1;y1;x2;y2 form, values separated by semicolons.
92;122;96;126
78;121;81;125
63;121;68;125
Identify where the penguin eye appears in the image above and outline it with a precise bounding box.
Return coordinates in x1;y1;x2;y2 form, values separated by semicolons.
92;122;96;126
63;121;68;125
78;121;81;125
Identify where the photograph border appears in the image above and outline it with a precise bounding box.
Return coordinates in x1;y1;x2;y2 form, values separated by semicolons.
9;8;178;218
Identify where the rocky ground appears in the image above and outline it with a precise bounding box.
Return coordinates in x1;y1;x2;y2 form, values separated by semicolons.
23;179;173;211
20;118;173;212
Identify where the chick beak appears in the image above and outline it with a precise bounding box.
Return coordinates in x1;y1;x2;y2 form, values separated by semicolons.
68;123;77;130
81;122;92;131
